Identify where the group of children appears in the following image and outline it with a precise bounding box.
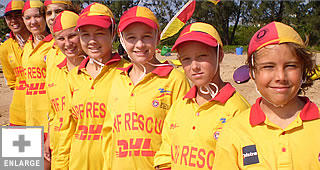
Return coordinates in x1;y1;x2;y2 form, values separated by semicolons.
0;0;319;170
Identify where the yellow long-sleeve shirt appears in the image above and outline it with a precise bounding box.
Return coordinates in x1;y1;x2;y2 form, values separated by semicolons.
0;35;26;125
22;34;54;133
63;54;128;170
154;84;250;170
46;47;75;169
102;63;190;170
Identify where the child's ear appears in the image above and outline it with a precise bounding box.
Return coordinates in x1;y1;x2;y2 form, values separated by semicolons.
218;47;224;64
249;69;255;80
156;32;161;46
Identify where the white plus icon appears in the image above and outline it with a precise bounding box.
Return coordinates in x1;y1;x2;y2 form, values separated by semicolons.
13;135;31;152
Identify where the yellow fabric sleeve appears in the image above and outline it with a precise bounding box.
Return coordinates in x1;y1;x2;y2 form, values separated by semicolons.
154;112;172;169
102;109;113;170
212;126;240;170
0;41;16;89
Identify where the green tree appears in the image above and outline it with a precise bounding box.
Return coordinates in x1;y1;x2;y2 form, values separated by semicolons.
192;1;253;45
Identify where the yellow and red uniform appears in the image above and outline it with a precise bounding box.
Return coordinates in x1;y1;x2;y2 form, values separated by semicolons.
0;33;26;125
213;97;320;170
46;49;72;169
46;45;65;71
103;63;190;170
154;84;250;169
64;54;128;170
22;34;54;134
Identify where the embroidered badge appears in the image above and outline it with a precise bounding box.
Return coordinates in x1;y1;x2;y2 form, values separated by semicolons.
152;99;159;108
213;131;220;140
255;29;269;42
242;145;259;166
213;127;222;140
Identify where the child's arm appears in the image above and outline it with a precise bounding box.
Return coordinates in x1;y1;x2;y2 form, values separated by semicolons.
0;45;16;89
101;109;113;170
154;112;173;169
213;126;240;170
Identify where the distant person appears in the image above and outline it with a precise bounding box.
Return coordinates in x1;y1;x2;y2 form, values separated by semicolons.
4;33;10;41
213;22;320;170
0;0;30;127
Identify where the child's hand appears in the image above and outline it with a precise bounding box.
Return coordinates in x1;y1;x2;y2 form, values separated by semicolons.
44;136;51;162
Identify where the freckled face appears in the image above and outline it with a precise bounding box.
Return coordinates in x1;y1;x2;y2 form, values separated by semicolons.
178;41;220;87
253;44;303;106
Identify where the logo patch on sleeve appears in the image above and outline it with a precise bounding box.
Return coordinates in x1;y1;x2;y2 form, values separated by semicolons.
242;145;259;166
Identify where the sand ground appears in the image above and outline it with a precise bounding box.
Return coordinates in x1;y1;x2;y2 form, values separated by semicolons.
1;53;320;125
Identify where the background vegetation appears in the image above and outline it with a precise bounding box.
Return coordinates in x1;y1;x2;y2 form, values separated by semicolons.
1;0;319;53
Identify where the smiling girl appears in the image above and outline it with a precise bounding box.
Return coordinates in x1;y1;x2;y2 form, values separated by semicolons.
63;3;129;170
21;1;54;169
45;11;85;169
0;0;30;127
102;6;190;170
213;22;320;170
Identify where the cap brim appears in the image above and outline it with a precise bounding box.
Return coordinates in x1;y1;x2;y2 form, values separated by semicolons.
75;15;111;30
4;10;22;17
233;65;250;84
172;32;218;51
118;17;158;32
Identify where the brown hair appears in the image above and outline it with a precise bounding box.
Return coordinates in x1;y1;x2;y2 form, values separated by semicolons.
246;42;316;94
40;4;80;16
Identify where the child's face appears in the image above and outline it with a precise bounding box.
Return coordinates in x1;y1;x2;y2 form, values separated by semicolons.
54;27;82;59
79;25;113;59
121;22;159;64
254;44;303;106
5;11;26;34
23;8;47;35
178;41;220;87
45;3;66;33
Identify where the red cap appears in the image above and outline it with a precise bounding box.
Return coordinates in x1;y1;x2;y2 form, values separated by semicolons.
5;0;24;16
22;0;44;13
118;6;159;33
248;21;305;57
53;11;79;33
75;3;114;30
44;0;72;6
172;22;223;51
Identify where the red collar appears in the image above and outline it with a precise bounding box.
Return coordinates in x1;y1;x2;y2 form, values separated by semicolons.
10;32;14;38
57;58;67;69
117;61;173;77
250;97;320;126
78;53;121;71
183;83;235;104
43;34;53;42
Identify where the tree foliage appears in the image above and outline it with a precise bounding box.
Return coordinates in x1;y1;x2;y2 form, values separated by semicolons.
0;0;319;47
